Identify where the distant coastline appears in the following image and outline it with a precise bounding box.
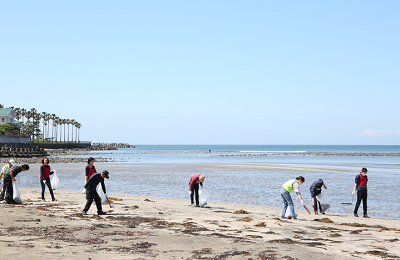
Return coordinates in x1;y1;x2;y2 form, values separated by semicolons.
1;149;400;164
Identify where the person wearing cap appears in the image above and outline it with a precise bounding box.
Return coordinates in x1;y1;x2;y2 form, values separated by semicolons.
3;164;30;204
310;179;327;214
0;159;15;200
189;174;205;207
82;170;109;215
353;168;369;218
40;157;57;202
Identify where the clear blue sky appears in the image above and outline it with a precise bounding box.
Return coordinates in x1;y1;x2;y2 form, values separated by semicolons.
1;1;399;145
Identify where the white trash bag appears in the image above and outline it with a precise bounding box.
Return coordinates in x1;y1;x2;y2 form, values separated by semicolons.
198;186;210;207
284;206;297;218
51;170;59;190
316;188;330;212
96;184;107;204
12;181;22;204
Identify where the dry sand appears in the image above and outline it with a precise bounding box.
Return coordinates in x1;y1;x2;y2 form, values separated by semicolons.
0;188;399;260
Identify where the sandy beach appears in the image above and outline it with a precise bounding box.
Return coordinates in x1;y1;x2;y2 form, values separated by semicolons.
0;188;399;259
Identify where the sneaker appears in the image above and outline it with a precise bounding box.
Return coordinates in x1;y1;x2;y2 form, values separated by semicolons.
98;211;107;215
320;211;325;215
41;199;46;202
291;216;298;220
52;198;58;201
354;213;359;217
280;215;287;219
314;211;318;215
82;210;88;215
363;214;370;218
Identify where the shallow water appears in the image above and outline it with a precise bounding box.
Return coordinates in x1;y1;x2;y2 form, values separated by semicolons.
15;145;400;219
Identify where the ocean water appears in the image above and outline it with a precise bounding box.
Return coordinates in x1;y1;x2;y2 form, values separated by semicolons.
16;145;400;219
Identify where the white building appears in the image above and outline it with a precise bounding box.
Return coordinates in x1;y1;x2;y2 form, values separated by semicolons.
0;108;17;126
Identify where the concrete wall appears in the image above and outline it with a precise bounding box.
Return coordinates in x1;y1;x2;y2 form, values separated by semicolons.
0;135;30;144
35;142;92;149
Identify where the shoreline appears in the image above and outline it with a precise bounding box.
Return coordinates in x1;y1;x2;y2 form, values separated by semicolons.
1;149;400;164
0;188;399;259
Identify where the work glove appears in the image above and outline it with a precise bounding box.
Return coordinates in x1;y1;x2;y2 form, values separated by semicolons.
300;200;304;206
105;193;109;199
50;171;54;175
352;191;356;196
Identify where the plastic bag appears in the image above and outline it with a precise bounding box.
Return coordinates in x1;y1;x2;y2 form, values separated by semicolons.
284;206;297;218
12;181;22;204
198;186;210;207
96;184;107;204
316;188;330;212
51;170;59;190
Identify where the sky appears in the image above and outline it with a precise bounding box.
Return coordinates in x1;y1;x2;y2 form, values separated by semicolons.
1;1;399;145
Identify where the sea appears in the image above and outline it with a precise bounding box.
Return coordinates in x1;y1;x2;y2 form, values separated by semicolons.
17;145;400;219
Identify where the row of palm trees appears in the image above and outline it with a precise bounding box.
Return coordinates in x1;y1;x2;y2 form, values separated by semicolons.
10;107;82;143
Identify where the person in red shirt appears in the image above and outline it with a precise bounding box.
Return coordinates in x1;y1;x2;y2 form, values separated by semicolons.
353;168;369;218
85;157;96;182
189;174;205;207
40;157;57;202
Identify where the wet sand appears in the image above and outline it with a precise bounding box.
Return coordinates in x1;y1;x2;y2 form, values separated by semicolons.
0;188;399;259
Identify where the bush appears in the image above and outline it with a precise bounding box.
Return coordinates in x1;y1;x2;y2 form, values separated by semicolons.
2;124;14;131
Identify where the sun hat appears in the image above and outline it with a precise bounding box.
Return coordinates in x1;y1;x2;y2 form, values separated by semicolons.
9;160;15;166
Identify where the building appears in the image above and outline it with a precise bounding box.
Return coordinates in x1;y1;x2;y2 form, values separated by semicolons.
0;108;17;126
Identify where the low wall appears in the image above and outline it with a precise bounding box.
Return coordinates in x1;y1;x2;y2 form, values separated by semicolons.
35;143;92;149
0;135;29;144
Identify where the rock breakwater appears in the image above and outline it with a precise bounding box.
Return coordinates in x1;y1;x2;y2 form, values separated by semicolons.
89;142;135;150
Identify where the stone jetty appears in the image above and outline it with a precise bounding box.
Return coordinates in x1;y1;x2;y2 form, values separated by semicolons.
0;144;49;158
88;142;135;150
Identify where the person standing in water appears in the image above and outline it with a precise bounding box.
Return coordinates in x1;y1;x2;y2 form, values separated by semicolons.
353;168;369;218
280;176;305;219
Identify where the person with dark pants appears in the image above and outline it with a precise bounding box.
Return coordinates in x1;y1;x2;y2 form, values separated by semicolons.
353;168;369;218
0;159;15;200
310;179;327;214
3;164;30;204
189;174;205;207
40;157;57;202
83;170;109;215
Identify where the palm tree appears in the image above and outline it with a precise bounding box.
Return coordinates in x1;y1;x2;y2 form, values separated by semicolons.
41;112;47;143
33;110;41;142
19;108;27;136
50;114;57;143
59;118;63;143
76;122;82;142
67;119;72;143
63;119;67;143
25;109;34;140
74;121;79;142
70;119;76;143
